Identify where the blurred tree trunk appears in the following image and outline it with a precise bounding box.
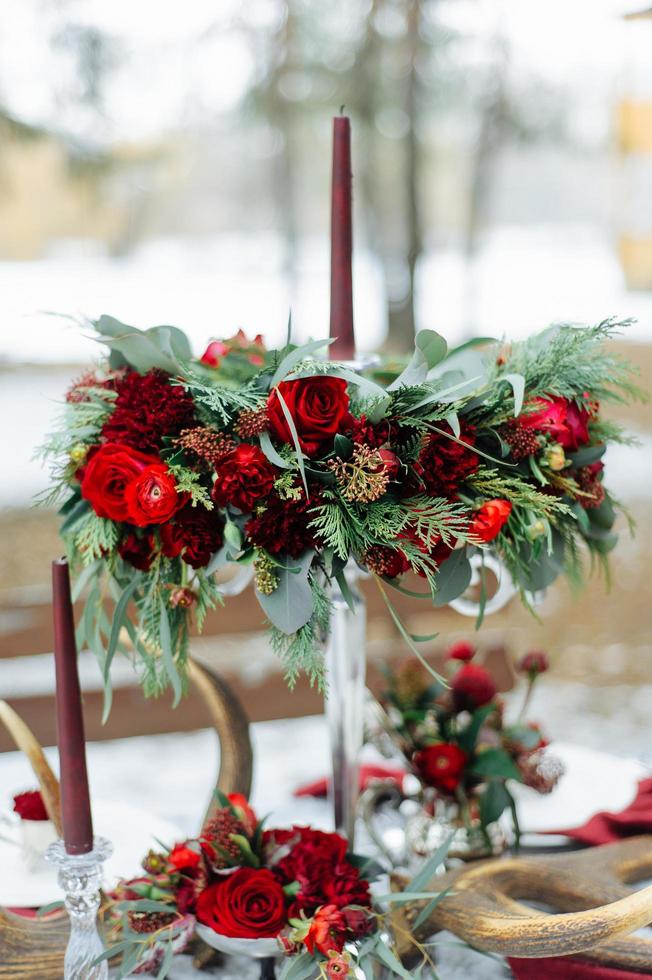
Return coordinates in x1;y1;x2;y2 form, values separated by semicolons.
385;0;423;353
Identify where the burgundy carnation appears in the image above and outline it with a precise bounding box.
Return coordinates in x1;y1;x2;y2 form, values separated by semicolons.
245;490;320;558
212;444;276;513
160;505;224;568
418;422;479;499
101;369;197;453
118;531;155;571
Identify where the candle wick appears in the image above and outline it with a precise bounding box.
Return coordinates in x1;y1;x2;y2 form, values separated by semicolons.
340;104;346;115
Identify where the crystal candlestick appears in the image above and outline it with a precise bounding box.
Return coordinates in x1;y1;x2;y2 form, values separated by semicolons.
324;562;366;845
46;837;113;980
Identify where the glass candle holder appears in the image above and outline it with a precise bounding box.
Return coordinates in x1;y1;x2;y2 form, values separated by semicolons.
45;836;113;980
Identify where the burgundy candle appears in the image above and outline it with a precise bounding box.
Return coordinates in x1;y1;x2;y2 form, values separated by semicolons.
329;114;355;361
52;558;94;855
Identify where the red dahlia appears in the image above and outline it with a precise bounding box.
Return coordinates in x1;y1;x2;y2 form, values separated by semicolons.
245;491;320;558
418;422;479;499
160;505;224;569
101;370;197;453
412;743;467;793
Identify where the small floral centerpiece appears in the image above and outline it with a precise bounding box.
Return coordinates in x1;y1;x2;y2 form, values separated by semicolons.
12;789;57;869
372;643;562;859
40;316;642;703
101;793;442;979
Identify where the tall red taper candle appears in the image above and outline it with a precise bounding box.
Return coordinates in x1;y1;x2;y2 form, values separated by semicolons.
52;558;94;855
329;114;355;361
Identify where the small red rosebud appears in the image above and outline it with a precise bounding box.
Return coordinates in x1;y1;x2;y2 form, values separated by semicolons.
518;651;550;676
168;843;201;872
376;448;400;478
447;640;475;662
200;340;229;367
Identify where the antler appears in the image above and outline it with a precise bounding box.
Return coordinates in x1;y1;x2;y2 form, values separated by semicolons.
0;700;62;836
391;836;652;970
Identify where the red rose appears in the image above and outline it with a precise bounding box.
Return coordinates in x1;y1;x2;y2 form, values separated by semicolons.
564;398;591;450
196;868;287;939
118;531;155;571
470;499;512;543
124;464;182;527
160;505;225;569
447;641;475;662
212;444;276;512
304;905;346;956
168;843;201;871
80;442;158;521
452;663;497;708
413;743;467;793
13;790;49;821
267;377;352;457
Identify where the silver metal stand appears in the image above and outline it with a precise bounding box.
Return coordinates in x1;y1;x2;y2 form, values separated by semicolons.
45;837;112;980
324;563;366;845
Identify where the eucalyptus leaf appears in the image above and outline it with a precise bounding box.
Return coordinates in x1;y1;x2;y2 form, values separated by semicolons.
480;779;511;826
568;443;606;468
388;329;448;390
431;549;473;607
159;599;182;707
273;387;309;498
270;337;333;386
500;372;526;416
256;551;315;634
259;431;292;470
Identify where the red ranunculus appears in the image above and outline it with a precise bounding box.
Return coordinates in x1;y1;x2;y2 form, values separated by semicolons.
447;641;475;662
13;790;49;821
168;844;201;872
267;377;352;457
80;442;158;522
118;531;155;571
160;505;225;569
124;464;182;527
452;663;497;708
212;444;276;512
412;744;467;793
520;396;591;452
304;905;346;956
470;499;512;543
195;868;287;939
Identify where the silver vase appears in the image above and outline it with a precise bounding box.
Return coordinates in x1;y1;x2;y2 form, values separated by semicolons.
323;563;367;845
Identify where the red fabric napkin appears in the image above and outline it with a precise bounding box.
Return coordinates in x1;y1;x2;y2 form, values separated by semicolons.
508;958;652;979
294;763;406;798
545;777;652;845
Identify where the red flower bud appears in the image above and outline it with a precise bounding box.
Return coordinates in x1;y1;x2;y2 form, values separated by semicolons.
518;651;549;676
452;663;497;708
446;641;475;662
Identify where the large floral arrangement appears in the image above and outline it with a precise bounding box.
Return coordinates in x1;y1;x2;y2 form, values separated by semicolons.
373;643;562;843
41;315;642;699
101;793;436;978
